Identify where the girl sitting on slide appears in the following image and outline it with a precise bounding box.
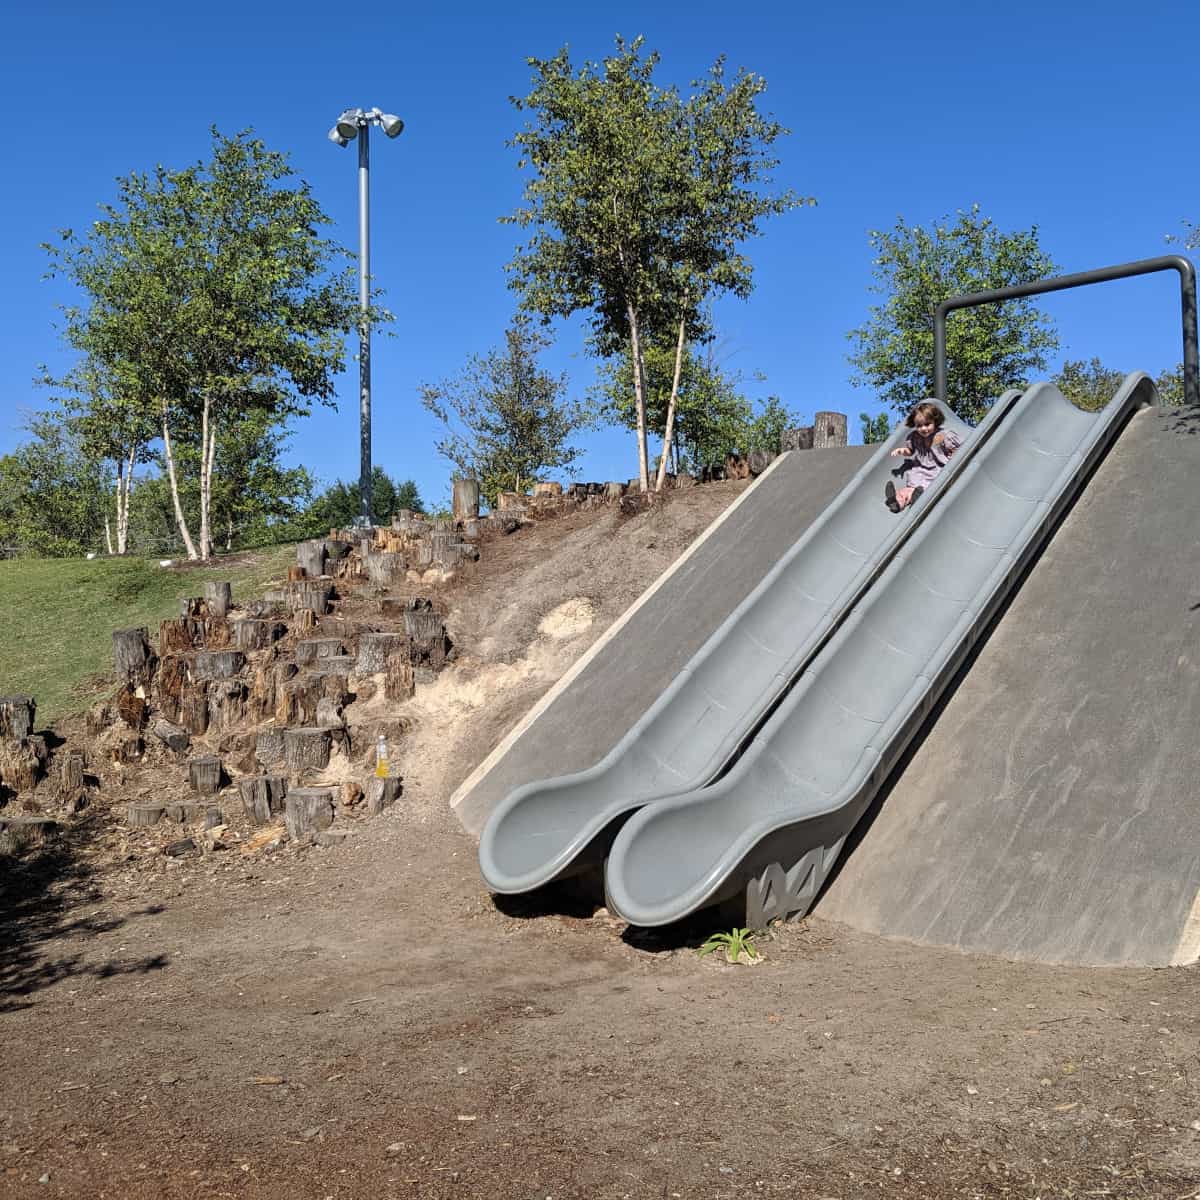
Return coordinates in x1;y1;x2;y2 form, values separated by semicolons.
885;400;962;512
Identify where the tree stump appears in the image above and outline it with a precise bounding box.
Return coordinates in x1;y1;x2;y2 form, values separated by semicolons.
287;579;333;615
112;628;156;691
58;751;87;807
365;776;402;816
203;617;231;649
318;615;354;639
159;618;200;655
188;756;223;795
364;553;405;586
151;656;189;723
204;581;233;618
385;660;415;701
0;739;43;794
207;681;247;732
316;697;344;728
180;597;205;619
308;656;355;679
116;686;148;730
813;411;848;449
780;426;814;452
233;619;284;652
284;787;335;840
323;539;352;561
180;685;210;736
165;800;209;823
151;718;190;757
356;632;405;674
748;449;776;476
193;650;245;681
461;517;482;539
0;696;36;740
403;610;444;641
297;541;327;580
295;638;344;667
452;476;480;521
255;729;286;767
284;728;331;773
275;677;323;727
127;801;164;828
238;775;288;825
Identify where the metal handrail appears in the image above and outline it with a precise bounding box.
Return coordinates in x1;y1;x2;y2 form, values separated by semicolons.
934;255;1199;407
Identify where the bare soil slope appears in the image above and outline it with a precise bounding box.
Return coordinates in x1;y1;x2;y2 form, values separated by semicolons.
2;484;1198;1200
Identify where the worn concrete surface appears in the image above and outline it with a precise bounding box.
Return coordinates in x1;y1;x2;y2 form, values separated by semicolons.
816;405;1200;966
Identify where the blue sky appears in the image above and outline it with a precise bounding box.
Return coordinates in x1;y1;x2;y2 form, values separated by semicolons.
1;0;1195;510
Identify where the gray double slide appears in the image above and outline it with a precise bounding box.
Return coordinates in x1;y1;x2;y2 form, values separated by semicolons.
480;377;1148;927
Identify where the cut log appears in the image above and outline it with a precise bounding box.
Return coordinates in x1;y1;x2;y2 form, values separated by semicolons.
364;776;402;816
308;656;356;679
0;738;43;794
188;756;224;795
452;476;480;521
813;411;848;449
193;650;246;681
384;660;415;701
284;727;332;773
126;802;164;828
164;800;209;823
323;538;352;561
297;541;327;580
780;426;814;452
316;697;344;728
318;615;354;639
233;619;285;652
284;787;335;840
364;552;405;586
295;638;344;667
255;729;286;767
287;579;333;615
402;610;444;641
116;686;148;730
58;751;87;805
275;676;323;727
237;775;288;825
151;718;190;757
204;581;233;618
112;628;156;690
356;632;405;674
207;681;247;732
179;685;210;736
0;696;37;740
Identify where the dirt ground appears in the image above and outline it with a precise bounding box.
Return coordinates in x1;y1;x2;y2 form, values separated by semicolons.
3;489;1199;1200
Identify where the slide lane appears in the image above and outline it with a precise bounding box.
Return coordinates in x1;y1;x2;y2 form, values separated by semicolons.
604;377;1152;928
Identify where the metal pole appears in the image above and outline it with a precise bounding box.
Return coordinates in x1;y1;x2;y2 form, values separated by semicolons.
357;120;372;525
934;255;1199;407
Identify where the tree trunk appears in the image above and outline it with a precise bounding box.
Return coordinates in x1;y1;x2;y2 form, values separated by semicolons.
238;775;288;825
187;756;223;795
0;696;36;740
626;303;650;493
112;628;156;692
193;650;245;681
284;728;332;773
452;477;480;521
198;394;215;561
204;581;233;618
104;517;114;557
656;314;688;492
284;787;335;840
161;410;199;561
364;776;401;815
295;638;345;667
297;541;326;579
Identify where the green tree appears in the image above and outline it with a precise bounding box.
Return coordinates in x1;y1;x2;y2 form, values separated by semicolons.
503;38;806;492
1054;358;1127;412
420;317;591;506
1154;364;1186;406
0;412;110;557
44;129;361;560
848;206;1059;423
300;468;423;535
859;412;891;444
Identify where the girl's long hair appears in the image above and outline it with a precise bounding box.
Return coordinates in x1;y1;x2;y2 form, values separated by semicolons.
906;400;946;430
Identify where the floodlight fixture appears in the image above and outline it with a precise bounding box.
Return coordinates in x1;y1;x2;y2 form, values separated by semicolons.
327;105;405;526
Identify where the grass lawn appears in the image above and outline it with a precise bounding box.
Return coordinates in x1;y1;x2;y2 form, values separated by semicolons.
0;544;297;726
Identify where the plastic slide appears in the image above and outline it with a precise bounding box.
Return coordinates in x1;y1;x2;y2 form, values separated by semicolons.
480;391;1024;894
603;376;1152;927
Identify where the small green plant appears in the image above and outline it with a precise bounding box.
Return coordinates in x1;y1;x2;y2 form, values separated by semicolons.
697;927;762;965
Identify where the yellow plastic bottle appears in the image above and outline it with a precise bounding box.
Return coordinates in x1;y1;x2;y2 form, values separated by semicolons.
375;733;389;779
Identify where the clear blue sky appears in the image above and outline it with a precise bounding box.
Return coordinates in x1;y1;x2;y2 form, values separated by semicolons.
1;0;1196;510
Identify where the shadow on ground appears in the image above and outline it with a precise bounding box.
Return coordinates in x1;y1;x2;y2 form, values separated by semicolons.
0;809;167;1014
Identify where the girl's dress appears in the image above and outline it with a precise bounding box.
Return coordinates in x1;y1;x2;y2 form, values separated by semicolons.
898;428;963;489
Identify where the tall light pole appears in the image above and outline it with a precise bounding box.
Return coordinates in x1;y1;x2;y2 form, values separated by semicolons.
328;106;404;527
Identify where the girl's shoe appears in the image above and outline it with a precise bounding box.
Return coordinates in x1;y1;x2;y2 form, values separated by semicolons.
884;481;900;512
910;486;925;504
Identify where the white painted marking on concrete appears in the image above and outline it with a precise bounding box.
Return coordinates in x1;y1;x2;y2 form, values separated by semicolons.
449;454;792;823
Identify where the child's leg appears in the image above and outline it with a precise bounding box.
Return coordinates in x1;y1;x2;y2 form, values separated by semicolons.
895;485;917;508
